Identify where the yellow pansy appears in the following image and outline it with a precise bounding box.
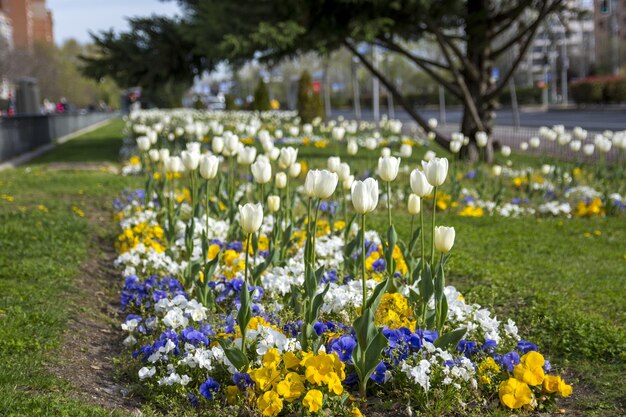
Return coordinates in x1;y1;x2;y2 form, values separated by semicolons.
499;378;532;409
256;390;283;417
207;243;221;260
225;385;240;405
283;351;301;370
542;375;573;397
276;372;306;402
262;348;281;369
251;366;281;391
302;389;323;413
513;351;545;386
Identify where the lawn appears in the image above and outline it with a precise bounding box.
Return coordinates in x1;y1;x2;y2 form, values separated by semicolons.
0;119;623;416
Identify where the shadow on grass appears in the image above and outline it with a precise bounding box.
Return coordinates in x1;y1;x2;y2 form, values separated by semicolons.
30;118;124;165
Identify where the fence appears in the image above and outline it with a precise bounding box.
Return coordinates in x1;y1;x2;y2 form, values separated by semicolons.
0;112;115;162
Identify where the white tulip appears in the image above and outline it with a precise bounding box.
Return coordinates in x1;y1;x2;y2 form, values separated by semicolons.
351;178;379;214
400;143;412;158
159;148;170;162
181;150;200;171
238;203;263;234
520;142;529;151
251;158;272;184
186;142;201;154
378;156;401;182
258;130;271;143
212;137;224;154
421;157;449;187
381;147;391;157
347;140;358;155
267;195;280;213
583;143;595;156
275;172;287;189
148;149;160;162
223;135;240;156
475;131;488;148
303;124;313;136
199;155;219;180
408;194;421;215
147;130;157;144
167;133;175;141
337;163;351;182
570;140;581;152
269;147;281;161
427;132;436;141
541;164;552;175
428;118;438;130
365;138;378;151
237;146;257;165
343;175;355;191
164;156;183;173
501;146;511;157
529;137;541;148
491;165;502;176
137;136;151;151
449;141;462;153
423;150;436;161
274;129;283;139
332;126;346;140
434;226;455;253
327;156;341;173
410;169;433;197
304;169;338;199
289;126;300;137
289;162;302;178
278;147;298;169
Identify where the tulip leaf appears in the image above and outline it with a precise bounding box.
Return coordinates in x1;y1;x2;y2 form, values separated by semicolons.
362;330;388;381
434;327;466;350
365;278;389;312
217;339;249;372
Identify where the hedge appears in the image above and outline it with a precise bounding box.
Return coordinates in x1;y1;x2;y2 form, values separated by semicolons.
570;76;626;104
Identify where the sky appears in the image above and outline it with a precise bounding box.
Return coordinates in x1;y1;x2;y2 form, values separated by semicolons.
47;0;181;45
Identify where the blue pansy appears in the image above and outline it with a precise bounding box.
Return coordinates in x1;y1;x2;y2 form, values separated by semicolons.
370;361;387;384
329;335;356;363
199;377;220;400
233;372;254;390
517;340;537;354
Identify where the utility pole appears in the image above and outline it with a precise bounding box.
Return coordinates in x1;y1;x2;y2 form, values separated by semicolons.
610;0;620;74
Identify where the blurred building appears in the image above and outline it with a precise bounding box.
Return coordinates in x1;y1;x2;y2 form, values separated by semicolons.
0;0;53;50
0;5;12;49
594;0;626;73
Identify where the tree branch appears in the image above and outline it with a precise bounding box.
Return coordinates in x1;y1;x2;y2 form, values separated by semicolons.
343;39;450;148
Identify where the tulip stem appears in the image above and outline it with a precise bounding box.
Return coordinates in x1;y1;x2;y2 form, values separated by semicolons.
361;213;366;310
386;181;392;230
242;233;251;357
286;176;291;225
312;199;321;267
420;208;425;276
431;186;438;268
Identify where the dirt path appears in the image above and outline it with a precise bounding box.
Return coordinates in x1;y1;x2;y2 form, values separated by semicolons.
47;205;140;414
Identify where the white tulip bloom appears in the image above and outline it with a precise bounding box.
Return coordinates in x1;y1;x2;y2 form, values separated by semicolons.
428;118;438;130
410;169;434;197
529;137;541;148
165;156;183;173
381;147;391;157
337;163;351;182
583;143;595;156
332;126;346;141
148;149;160;162
378;156;401;182
570;140;581;152
278;147;298;169
303;124;313;136
365;137;378;151
475;132;488;148
181;150;200;171
421;157;449;187
275;172;287;189
408;194;421;215
304;169;338;199
239;203;264;234
423;150;436;161
137;136;151;151
251;158;272;184
351;178;379;214
491;165;502;177
289;162;302;178
343;175;354;191
501;146;511;157
449;140;462;153
327;156;341;173
400;143;412;158
237;146;257;165
289;126;300;137
199;155;219;180
347;140;358;155
269;147;281;161
434;226;455;253
520;142;529;151
267;195;280;213
211;137;224;154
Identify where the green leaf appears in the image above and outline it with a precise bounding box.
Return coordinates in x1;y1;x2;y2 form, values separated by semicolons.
434;327;466;349
418;264;434;303
217;339;249;372
362;330;388;381
365;278;389;312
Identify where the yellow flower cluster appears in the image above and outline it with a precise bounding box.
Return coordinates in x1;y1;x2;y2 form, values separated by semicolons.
458;205;484;217
477;357;500;386
129;156;141;166
499;351;572;409
221;249;245;279
365;245;408;279
424;192;455;211
239;349;346;416
574;197;604;217
374;293;416;331
115;222;165;254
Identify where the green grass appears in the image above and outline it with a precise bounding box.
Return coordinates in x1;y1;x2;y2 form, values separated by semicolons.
0;119;624;415
32;119;126;164
0;119;139;416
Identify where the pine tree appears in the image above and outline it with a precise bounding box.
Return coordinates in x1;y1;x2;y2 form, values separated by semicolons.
297;70;323;123
252;79;271;111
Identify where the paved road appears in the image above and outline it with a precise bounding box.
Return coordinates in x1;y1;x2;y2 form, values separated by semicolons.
332;108;626;131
